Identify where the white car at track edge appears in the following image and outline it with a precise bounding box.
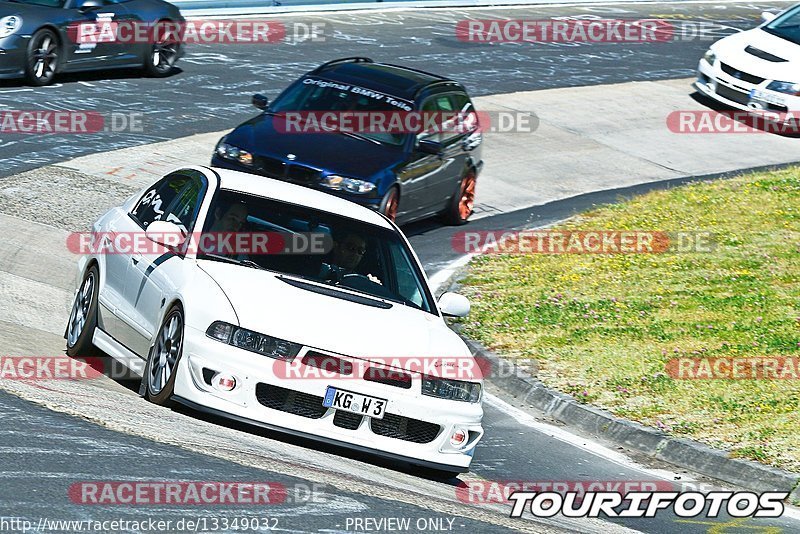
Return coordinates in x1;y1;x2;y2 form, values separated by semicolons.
695;4;800;119
65;165;484;473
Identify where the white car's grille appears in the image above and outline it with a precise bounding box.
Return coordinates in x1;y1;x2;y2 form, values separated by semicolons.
255;383;443;443
255;383;328;419
720;62;765;85
715;84;751;106
333;410;362;430
370;413;442;444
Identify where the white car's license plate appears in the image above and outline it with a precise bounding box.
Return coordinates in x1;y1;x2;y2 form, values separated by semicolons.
323;387;387;419
749;89;786;106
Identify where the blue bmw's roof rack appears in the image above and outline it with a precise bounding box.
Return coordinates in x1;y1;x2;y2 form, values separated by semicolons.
311;57;374;74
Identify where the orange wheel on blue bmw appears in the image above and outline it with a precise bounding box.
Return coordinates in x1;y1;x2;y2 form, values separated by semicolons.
443;170;476;226
380;187;399;222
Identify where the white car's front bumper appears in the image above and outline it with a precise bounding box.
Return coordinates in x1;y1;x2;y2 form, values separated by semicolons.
172;326;484;472
695;58;800;122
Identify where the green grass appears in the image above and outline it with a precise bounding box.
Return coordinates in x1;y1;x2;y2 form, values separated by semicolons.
458;167;800;471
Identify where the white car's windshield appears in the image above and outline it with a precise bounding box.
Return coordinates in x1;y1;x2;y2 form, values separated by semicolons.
198;190;435;313
764;5;800;45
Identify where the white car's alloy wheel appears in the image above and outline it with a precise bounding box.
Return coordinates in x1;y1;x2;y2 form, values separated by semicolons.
65;266;99;357
67;272;94;348
146;307;183;404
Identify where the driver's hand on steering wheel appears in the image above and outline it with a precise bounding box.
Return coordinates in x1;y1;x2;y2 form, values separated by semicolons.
320;263;345;283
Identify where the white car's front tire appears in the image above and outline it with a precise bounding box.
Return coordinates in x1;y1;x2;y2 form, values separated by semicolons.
144;305;185;406
66;265;100;357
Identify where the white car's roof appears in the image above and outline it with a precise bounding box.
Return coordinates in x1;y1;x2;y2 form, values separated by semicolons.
203;166;393;230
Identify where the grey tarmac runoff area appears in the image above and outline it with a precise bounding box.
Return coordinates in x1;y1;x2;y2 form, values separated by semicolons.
0;0;795;177
2;1;800;533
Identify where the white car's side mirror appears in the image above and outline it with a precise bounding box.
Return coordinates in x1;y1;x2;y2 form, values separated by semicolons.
438;292;470;317
761;11;777;23
145;220;187;250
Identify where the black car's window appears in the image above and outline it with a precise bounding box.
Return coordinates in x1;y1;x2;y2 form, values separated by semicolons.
418;94;460;142
418;97;444;142
419;93;477;143
131;171;206;232
268;77;411;146
198;190;435;313
450;93;476;115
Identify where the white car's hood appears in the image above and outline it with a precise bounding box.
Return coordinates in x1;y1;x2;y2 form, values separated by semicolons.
198;261;471;365
715;28;800;82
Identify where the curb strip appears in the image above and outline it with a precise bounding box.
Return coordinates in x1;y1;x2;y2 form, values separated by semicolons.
440;268;800;503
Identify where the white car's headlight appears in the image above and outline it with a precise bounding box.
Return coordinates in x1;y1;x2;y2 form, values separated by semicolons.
215;139;254;166
766;81;800;96
0;15;22;38
321;175;376;194
702;49;716;66
422;376;481;403
206;321;301;361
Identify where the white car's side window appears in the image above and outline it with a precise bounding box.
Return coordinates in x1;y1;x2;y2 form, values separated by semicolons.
131;172;205;232
388;244;424;307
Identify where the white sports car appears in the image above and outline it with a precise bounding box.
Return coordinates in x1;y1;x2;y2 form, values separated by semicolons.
65;166;484;473
695;4;800;118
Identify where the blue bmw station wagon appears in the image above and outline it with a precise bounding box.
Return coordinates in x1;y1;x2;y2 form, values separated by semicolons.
211;57;483;225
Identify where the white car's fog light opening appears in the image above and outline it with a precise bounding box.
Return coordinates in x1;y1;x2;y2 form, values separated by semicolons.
213;373;237;392
450;427;468;448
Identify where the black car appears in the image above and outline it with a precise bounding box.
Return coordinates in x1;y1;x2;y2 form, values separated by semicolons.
0;0;183;86
211;57;484;225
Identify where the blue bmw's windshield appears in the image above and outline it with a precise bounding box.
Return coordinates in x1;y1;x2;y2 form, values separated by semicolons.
268;77;412;146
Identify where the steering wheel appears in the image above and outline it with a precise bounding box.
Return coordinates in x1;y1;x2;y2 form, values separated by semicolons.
339;273;395;299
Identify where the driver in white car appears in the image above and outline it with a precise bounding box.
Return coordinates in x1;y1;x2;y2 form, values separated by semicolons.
210;202;249;233
205;201;250;259
331;232;368;271
320;231;382;285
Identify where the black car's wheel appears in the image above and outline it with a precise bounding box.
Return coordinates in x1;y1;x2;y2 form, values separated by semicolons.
144;306;184;406
442;169;476;226
25;29;59;86
379;186;399;222
144;21;179;77
66;265;100;357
